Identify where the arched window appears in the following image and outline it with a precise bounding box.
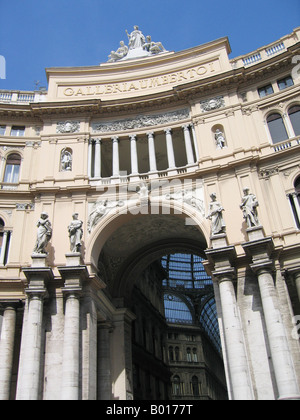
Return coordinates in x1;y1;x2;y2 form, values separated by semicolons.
3;153;21;184
288;105;300;137
169;346;174;362
175;346;180;362
191;376;200;397
186;347;192;362
172;375;181;396
267;113;289;144
192;348;198;362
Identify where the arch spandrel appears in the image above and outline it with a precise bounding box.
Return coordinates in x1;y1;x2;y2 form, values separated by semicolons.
86;198;210;270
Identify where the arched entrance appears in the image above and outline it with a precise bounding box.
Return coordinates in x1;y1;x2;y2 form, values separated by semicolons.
89;208;228;400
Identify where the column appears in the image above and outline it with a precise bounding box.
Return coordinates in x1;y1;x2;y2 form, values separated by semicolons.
94;139;102;178
216;273;253;400
164;128;176;169
243;234;300;400
182;124;194;165
147;132;157;173
58;265;89;400
0;304;17;400
205;244;253;400
61;290;81;400
253;264;300;400
0;231;8;265
129;134;139;175
16;289;47;400
292;193;300;225
191;124;200;161
112;136;120;177
87;139;93;178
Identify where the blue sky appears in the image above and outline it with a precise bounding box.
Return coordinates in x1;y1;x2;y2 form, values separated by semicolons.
0;0;299;91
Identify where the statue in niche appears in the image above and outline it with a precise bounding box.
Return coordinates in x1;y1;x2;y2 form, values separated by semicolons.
108;41;129;63
206;193;226;236
61;148;72;171
214;129;226;150
68;213;83;253
240;187;261;228
33;212;52;254
126;26;146;49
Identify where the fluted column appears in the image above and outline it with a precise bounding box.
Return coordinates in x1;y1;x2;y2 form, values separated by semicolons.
191;124;200;161
0;304;17;400
147;132;157;173
291;193;300;225
129;134;139;175
294;271;300;302
112;136;120;177
164;128;176;169
94;139;102;178
182;124;194;165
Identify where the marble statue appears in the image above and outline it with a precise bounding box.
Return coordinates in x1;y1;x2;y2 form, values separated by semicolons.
143;35;167;55
107;26;168;62
61;148;72;171
240;188;260;228
215;129;226;149
68;213;83;253
33;212;52;254
108;41;129;63
207;193;226;235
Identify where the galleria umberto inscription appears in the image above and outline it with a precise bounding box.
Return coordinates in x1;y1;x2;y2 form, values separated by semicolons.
60;61;218;99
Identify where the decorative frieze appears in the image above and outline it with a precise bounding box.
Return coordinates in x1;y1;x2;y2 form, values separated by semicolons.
92;109;190;133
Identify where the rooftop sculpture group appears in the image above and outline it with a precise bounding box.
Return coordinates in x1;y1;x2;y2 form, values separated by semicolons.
108;26;168;63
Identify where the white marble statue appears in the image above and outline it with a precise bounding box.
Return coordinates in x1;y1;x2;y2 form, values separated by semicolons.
240;187;261;228
68;213;83;253
207;193;226;236
126;26;146;49
33;212;52;254
215;129;226;149
108;41;129;63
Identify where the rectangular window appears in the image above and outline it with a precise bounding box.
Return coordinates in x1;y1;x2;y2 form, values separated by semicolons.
10;126;25;136
0;125;6;135
277;76;294;90
258;84;274;98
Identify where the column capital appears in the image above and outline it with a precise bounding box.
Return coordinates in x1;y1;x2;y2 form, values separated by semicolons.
182;123;191;130
212;267;237;284
147;131;154;137
111;136;119;143
164;127;172;134
129;134;137;140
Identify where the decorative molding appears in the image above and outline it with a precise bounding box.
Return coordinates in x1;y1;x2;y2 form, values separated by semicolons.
200;96;225;113
92;109;190;133
56;121;80;134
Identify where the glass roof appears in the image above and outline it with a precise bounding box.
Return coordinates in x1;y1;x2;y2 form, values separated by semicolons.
161;253;221;352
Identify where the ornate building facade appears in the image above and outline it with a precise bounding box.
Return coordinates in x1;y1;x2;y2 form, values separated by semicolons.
0;26;300;400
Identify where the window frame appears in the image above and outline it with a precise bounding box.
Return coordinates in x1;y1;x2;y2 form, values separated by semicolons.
10;126;25;137
258;84;274;98
266;112;289;144
277;75;294;91
3;153;22;184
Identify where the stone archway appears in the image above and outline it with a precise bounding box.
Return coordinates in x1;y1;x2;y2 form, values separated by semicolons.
89;208;227;400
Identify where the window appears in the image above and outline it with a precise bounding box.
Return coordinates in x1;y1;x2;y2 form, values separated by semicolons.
172;376;181;396
277;76;294;90
258;84;274;98
288;105;300;136
267;113;288;144
0;125;6;135
191;376;200;397
186;348;192;362
10;126;25;137
3;153;21;184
